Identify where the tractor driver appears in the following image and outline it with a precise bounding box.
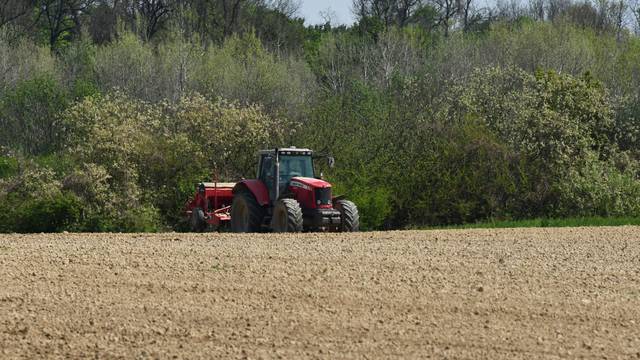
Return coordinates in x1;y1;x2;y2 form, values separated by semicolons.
279;157;305;186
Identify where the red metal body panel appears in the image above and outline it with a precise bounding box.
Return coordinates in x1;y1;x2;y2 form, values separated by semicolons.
203;187;234;211
289;177;333;209
233;180;270;206
288;182;313;209
291;177;331;188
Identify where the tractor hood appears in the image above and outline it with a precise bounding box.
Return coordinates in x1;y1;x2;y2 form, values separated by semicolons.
290;177;331;190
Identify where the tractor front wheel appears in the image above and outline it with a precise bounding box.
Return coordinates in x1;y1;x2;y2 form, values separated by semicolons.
271;199;303;233
335;200;360;232
231;191;265;233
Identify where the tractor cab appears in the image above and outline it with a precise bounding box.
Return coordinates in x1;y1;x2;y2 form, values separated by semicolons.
257;148;315;202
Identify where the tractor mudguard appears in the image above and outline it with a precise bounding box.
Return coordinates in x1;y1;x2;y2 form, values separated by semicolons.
332;194;346;202
233;180;270;206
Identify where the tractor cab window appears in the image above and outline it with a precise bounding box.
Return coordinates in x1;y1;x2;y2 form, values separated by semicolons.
259;156;274;183
259;155;277;201
279;155;314;184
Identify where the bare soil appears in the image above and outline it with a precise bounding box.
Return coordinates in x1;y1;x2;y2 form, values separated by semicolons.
1;227;640;359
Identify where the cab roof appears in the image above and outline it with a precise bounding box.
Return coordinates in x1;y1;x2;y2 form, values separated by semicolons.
258;147;313;156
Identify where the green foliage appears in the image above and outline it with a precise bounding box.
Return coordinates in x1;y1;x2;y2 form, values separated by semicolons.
0;156;18;179
308;28;426;93
331;173;393;231
444;66;630;218
0;75;68;155
410;5;440;31
89;31;315;122
453;66;614;167
193;32;315;121
355;16;386;40
117;206;163;233
4;15;640;232
302;61;637;229
483;21;599;74
0;162;81;233
12;192;82;233
59;39;100;100
400;119;519;225
556;156;640;217
246;6;306;53
0;34;57;92
94;33;157;100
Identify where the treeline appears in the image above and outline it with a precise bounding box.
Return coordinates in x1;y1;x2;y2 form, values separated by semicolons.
2;0;640;232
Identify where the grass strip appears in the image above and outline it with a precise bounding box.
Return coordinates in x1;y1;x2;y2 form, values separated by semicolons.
422;217;640;230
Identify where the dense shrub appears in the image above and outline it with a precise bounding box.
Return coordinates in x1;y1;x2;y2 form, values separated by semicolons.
450;67;614;165
396;120;520;226
0;156;18;179
12;192;83;233
438;66;632;218
0;162;79;233
556;156;640;217
0;75;68;155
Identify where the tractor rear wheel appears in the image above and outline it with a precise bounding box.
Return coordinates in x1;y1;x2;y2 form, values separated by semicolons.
335;200;359;232
190;207;207;232
231;191;265;233
271;199;303;233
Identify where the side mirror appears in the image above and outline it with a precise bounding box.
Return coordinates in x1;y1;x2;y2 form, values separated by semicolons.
328;156;335;168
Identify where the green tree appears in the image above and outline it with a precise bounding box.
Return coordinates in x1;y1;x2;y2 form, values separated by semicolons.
0;75;68;155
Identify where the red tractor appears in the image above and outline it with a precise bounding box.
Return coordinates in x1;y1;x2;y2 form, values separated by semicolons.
185;147;359;233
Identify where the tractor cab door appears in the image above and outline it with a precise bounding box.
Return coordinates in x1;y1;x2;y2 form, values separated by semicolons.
258;154;277;202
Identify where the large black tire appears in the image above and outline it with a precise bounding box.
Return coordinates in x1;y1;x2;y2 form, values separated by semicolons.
231;191;265;233
335;200;359;232
271;198;303;233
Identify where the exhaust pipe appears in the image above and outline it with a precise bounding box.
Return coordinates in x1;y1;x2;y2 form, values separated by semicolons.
274;148;279;202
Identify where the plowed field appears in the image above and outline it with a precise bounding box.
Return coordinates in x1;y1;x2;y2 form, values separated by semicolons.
1;228;640;359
